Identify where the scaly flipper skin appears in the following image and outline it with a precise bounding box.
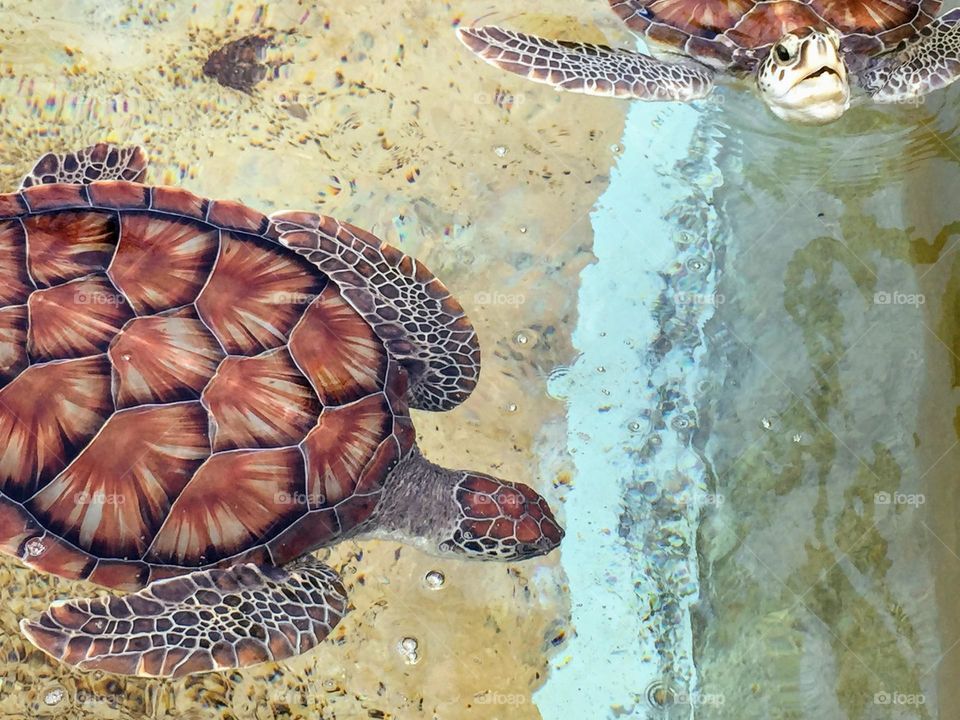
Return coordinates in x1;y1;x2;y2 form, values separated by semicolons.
19;143;148;189
861;8;960;102
271;211;480;412
20;556;347;678
457;26;715;101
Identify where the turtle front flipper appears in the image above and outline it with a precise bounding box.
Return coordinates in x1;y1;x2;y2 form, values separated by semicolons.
457;26;715;101
272;211;480;411
20;556;347;678
861;9;960;103
19;142;148;189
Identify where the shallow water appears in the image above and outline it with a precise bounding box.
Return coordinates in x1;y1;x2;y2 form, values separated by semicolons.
0;1;625;718
690;81;960;720
2;1;960;719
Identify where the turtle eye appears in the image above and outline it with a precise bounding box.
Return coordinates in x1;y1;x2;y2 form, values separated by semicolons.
775;44;793;63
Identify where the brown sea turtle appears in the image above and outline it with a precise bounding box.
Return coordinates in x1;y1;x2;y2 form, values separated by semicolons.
458;0;960;124
0;143;563;678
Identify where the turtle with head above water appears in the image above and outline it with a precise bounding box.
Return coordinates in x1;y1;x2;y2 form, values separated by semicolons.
0;143;563;678
459;0;960;124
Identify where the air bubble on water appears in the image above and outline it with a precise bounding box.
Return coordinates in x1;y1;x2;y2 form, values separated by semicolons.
664;532;685;549
515;333;528;345
671;416;691;431
43;687;64;706
506;403;518;413
611;143;622;153
24;538;45;557
424;570;445;589
685;256;708;273
519;225;528;234
761;417;772;430
628;421;641;432
494;146;507;157
398;637;420;664
121;353;131;361
793;433;802;443
546;366;570;400
645;680;675;708
596;366;606;373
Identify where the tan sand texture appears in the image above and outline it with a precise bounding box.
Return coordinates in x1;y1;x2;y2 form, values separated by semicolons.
0;1;628;718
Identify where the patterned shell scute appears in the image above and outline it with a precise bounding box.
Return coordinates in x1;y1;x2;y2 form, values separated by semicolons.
610;0;942;64
0;181;414;591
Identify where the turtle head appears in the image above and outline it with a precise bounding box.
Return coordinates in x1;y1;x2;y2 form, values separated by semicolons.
756;26;850;124
367;450;563;561
441;472;564;561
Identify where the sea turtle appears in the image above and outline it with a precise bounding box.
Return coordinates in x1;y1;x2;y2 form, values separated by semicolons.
0;143;563;678
458;0;960;124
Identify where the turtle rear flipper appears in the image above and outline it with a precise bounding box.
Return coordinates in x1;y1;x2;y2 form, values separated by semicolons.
272;211;480;412
19;142;148;189
20;556;347;678
457;26;715;101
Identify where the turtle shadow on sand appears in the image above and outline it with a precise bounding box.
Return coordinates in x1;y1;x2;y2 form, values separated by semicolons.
202;33;292;94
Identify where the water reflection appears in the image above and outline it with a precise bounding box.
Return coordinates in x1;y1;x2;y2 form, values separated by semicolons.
695;86;960;719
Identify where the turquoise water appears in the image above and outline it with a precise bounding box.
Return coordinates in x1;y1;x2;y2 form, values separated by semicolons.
540;99;722;716
540;22;960;718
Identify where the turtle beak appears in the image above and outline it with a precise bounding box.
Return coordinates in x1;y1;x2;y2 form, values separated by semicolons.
793;32;847;91
803;66;841;82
